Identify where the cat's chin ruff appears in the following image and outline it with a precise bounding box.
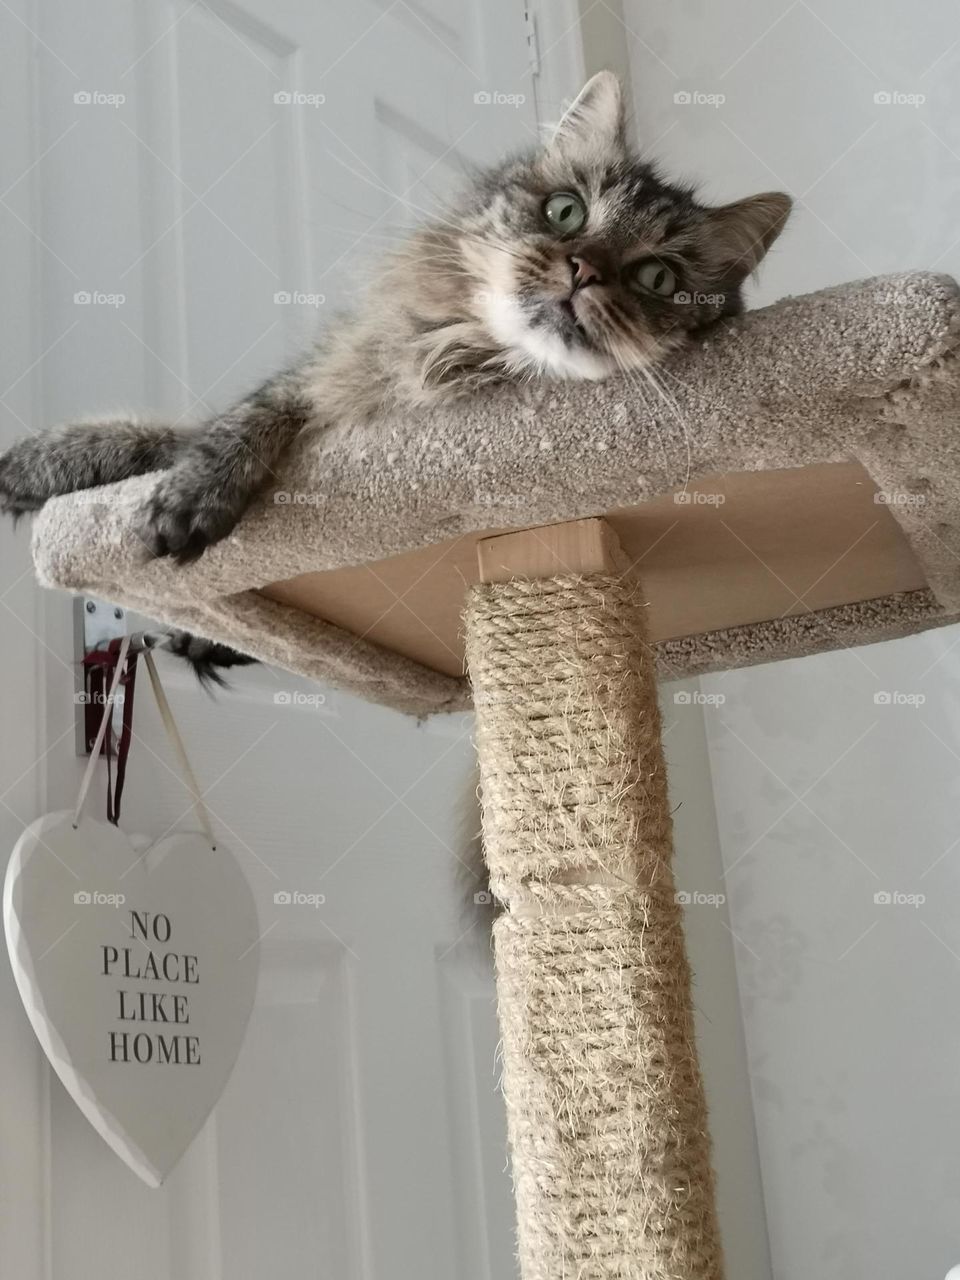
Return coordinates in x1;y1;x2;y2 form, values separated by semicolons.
482;291;616;381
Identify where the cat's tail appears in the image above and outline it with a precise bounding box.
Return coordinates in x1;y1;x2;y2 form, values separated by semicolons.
150;631;259;688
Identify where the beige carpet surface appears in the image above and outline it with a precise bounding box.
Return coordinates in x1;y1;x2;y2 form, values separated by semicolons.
31;270;960;714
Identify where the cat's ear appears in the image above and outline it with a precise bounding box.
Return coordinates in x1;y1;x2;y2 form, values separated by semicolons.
701;192;793;281
548;71;626;163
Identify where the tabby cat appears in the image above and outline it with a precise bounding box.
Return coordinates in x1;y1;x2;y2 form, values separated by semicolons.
0;71;790;679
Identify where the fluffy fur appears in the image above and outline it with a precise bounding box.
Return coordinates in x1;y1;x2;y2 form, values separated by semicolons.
0;72;790;675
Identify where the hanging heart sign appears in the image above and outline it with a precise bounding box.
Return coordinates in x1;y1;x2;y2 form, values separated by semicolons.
4;812;260;1187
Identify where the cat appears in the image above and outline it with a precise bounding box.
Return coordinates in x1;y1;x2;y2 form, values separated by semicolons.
0;71;790;680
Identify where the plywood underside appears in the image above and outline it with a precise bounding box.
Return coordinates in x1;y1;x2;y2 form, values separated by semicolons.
259;462;926;678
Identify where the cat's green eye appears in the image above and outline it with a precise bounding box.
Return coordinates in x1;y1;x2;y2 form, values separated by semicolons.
543;191;587;235
634;259;678;298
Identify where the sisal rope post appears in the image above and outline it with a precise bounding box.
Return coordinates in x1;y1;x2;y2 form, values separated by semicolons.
464;519;724;1280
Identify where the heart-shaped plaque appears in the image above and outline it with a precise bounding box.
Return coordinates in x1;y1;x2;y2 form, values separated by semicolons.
3;812;260;1186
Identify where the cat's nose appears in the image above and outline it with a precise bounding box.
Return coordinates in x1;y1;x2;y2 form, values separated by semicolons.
569;256;602;289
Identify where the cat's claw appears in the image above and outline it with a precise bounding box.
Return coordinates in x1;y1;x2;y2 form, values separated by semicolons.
134;471;248;565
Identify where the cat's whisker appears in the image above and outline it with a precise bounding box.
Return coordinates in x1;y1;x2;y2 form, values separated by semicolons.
646;356;728;433
321;147;533;271
595;299;692;472
390;234;530;272
321;145;425;215
312;216;411;244
635;361;693;490
607;351;673;482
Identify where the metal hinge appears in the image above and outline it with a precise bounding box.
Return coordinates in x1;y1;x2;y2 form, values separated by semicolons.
74;596;127;756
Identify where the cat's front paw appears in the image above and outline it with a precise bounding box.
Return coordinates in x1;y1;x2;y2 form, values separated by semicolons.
134;470;249;564
0;436;61;518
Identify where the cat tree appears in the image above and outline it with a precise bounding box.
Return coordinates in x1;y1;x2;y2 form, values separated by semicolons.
29;270;960;1277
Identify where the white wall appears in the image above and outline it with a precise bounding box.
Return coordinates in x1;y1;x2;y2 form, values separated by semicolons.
664;680;773;1280
625;4;960;1277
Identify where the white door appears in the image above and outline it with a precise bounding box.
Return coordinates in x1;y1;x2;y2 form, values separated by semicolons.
0;3;549;1277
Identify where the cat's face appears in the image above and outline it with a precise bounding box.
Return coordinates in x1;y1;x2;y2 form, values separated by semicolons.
442;72;791;381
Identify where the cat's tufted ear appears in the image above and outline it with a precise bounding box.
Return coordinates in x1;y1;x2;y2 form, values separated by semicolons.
701;192;793;282
548;71;626;163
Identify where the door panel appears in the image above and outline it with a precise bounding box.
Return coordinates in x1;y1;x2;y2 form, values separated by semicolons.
7;1;540;1276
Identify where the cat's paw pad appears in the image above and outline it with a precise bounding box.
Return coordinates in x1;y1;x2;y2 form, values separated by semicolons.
134;474;247;564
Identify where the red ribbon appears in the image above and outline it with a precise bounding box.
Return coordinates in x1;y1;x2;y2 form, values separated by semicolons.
82;638;139;825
